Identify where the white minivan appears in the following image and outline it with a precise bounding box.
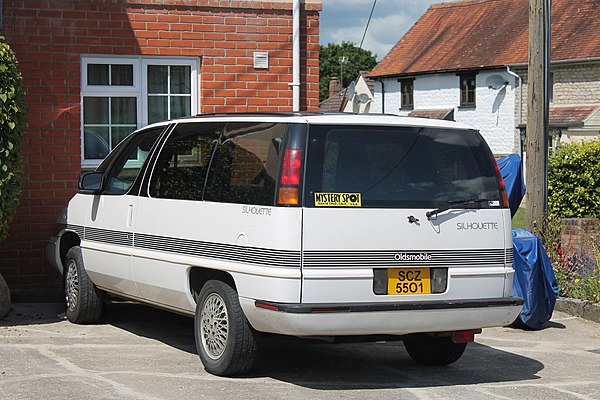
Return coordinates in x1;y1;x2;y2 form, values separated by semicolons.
47;113;522;376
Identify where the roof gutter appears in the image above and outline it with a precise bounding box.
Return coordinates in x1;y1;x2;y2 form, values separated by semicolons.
508;56;600;68
369;65;505;80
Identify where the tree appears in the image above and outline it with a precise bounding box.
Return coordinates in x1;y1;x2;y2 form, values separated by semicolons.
319;42;377;102
0;37;25;244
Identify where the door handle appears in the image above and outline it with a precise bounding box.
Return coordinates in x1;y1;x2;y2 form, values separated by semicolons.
127;205;134;227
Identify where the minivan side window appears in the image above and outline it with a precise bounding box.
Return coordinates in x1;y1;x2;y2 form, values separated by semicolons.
204;122;286;206
149;122;224;200
102;127;164;195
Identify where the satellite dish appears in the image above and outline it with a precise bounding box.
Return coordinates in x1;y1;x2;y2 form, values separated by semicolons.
345;81;356;100
357;93;371;104
486;75;509;90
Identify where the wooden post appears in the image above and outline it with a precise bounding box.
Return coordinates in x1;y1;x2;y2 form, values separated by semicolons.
525;0;550;236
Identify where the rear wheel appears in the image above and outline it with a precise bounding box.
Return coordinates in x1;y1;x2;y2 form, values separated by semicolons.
64;246;103;324
195;280;257;376
404;334;467;366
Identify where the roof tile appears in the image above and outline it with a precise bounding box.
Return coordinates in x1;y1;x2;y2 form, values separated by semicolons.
371;0;600;77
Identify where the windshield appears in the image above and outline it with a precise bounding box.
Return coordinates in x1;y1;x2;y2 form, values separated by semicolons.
304;125;502;208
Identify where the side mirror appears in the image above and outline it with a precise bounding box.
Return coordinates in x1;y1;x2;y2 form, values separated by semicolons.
79;172;104;194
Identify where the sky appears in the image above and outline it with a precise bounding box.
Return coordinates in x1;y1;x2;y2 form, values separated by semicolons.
319;0;441;60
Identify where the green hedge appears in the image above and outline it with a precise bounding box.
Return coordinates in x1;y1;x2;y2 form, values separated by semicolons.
548;138;600;219
0;37;25;243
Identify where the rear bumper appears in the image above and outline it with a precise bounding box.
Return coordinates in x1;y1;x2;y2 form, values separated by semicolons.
241;297;523;336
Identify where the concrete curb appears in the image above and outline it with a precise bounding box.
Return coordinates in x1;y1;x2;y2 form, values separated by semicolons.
0;273;11;319
554;297;600;324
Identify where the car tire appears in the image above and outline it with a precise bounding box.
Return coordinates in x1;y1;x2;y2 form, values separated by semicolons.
403;334;467;366
64;246;104;324
195;280;257;376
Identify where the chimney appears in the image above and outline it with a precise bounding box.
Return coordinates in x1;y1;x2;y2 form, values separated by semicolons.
329;76;340;97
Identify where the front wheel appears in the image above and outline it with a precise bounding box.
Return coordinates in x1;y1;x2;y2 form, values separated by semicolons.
194;280;257;376
64;246;103;324
403;334;467;366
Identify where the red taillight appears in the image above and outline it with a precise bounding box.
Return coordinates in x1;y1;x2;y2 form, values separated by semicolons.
452;330;476;343
280;148;302;185
255;302;279;311
493;158;509;208
278;148;302;205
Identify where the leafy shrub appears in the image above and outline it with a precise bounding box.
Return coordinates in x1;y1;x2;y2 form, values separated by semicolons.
0;37;25;243
548;138;600;219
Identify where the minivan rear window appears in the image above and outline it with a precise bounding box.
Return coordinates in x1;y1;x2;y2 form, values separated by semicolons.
304;125;502;208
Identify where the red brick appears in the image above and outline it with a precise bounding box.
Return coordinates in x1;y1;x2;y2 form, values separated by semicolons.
1;0;320;295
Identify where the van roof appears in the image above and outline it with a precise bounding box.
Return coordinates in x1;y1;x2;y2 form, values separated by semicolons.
144;112;475;131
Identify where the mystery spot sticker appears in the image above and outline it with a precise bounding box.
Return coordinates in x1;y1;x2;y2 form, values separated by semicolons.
314;192;362;207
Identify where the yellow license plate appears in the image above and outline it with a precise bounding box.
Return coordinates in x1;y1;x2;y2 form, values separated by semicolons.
387;268;431;295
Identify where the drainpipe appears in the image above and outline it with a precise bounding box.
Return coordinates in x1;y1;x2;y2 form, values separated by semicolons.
376;79;385;114
507;66;523;153
506;66;523;125
291;0;301;112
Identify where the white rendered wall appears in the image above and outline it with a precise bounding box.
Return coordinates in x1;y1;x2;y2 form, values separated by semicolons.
374;69;518;155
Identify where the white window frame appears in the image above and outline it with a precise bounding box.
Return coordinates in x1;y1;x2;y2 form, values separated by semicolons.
81;55;199;169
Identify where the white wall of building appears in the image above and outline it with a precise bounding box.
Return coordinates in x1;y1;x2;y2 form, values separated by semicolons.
373;69;518;155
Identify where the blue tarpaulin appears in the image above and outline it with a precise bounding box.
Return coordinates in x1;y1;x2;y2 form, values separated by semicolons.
497;154;526;218
512;229;559;329
497;154;558;329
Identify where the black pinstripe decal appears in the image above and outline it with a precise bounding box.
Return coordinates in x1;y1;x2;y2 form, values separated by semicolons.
62;224;512;268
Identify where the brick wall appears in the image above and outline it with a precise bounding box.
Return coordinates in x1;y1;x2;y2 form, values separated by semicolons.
0;0;321;300
561;218;599;258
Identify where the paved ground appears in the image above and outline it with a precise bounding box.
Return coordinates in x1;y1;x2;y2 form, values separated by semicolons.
1;301;599;400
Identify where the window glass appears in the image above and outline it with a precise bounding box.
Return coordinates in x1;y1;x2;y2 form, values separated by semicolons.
170;97;191;120
147;65;192;124
148;96;168;124
204;123;287;206
87;64;133;86
111;64;133;86
88;64;109;85
83;96;137;159
103;127;164;195
83;97;109;124
305;125;501;208
149;122;224;200
84;127;110;159
111;97;136;124
148;65;168;93
460;74;476;107
170;66;191;94
400;78;414;109
82;57;197;166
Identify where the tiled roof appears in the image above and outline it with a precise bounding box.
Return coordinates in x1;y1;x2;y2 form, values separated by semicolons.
408;109;455;120
319;92;345;112
516;105;600;128
549;105;600;128
370;0;600;77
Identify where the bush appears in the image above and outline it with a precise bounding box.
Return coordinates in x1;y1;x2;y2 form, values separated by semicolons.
548;138;600;219
0;37;25;243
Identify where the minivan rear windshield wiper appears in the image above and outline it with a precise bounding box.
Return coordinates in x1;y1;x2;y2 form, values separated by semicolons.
426;198;495;220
